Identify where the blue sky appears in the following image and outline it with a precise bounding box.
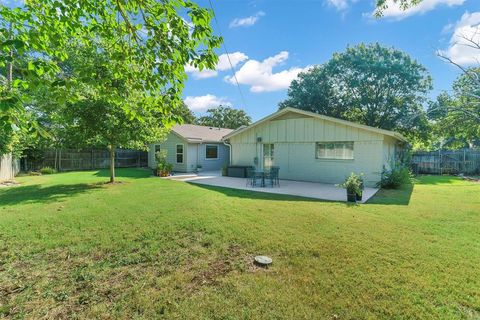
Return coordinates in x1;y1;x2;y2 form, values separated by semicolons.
2;0;478;121
183;0;480;121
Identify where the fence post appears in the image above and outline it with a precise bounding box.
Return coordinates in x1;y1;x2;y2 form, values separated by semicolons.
439;149;442;175
58;149;62;172
91;149;94;170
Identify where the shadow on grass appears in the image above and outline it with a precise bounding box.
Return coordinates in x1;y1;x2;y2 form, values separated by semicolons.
366;183;414;205
94;168;153;179
0;183;102;207
188;183;334;203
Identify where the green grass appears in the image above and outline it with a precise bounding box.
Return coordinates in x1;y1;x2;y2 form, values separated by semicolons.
0;169;479;319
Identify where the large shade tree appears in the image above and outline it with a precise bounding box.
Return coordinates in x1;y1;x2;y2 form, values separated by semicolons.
280;43;432;140
1;0;221;181
196;106;252;129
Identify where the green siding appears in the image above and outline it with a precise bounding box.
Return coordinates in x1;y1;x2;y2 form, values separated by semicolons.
148;133;188;172
229;114;396;187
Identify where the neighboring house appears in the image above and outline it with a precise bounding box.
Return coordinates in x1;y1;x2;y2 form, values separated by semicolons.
148;124;233;173
223;107;407;187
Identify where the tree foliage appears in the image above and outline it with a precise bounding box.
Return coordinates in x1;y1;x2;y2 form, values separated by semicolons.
375;0;423;16
427;69;480;149
177;102;197;124
0;0;221;158
280;43;432;140
197;106;252;129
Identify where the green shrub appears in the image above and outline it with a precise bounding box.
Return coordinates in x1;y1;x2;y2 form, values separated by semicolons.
40;167;57;175
340;172;362;195
155;150;173;176
377;164;412;189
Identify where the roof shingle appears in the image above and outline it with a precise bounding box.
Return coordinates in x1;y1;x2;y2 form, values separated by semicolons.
172;124;234;143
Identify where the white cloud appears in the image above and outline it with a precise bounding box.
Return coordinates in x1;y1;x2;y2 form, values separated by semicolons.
378;0;465;19
224;51;310;93
439;11;480;66
185;52;248;79
229;11;265;28
184;94;232;111
326;0;354;11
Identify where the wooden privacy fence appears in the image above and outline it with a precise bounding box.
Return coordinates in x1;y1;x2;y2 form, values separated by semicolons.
23;149;148;172
0;154;20;181
412;149;480;175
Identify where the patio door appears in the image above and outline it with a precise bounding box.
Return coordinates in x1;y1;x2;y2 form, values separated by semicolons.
263;144;274;169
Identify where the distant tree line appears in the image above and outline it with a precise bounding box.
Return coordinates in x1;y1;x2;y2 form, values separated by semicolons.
178;104;252;129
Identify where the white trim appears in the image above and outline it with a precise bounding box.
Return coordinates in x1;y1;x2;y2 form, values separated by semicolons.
205;144;219;160
176;143;184;164
315;141;354;160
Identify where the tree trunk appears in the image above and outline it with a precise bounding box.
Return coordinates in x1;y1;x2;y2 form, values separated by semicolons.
109;145;115;183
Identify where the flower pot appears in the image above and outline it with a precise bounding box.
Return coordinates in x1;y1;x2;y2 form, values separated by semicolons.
347;192;357;203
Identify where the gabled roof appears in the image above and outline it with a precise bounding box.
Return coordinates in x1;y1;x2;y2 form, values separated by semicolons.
171;124;234;143
223;107;407;142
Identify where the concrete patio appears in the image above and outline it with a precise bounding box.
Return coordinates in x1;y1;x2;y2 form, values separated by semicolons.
166;171;379;203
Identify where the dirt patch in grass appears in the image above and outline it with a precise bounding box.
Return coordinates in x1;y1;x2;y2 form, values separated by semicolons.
186;243;257;293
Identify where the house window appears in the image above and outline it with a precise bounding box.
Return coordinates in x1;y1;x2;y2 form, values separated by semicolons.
154;145;161;153
316;142;354;160
205;145;218;159
176;144;184;163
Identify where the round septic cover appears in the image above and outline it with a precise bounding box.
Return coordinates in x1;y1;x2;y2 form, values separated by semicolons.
254;255;272;266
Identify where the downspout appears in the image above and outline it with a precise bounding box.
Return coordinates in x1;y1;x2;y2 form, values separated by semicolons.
223;140;232;166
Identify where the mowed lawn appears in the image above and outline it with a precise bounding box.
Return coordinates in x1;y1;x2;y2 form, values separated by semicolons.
0;169;479;319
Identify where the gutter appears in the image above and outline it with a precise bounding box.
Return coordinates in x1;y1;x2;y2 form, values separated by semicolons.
222;140;232;165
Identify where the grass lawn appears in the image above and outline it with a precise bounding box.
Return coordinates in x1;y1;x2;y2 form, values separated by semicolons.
0;169;479;319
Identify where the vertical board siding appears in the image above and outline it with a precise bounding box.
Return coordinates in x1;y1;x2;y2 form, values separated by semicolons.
229;114;390;187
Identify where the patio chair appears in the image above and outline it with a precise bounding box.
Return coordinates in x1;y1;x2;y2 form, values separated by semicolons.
246;166;258;187
267;166;280;187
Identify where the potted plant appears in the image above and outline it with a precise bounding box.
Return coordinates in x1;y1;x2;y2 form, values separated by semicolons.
155;150;173;177
196;164;202;173
340;173;361;203
221;164;228;176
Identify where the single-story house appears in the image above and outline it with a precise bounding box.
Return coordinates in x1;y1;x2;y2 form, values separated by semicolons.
223;107;407;187
148;124;233;173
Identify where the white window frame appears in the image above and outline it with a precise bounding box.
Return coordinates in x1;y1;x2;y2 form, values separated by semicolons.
263;143;274;168
205;144;219;160
315;142;354;160
176;143;184;164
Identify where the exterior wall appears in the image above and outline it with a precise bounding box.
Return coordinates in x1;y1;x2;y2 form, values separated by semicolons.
0;153;19;182
148;133;188;172
148;137;229;173
228;114;395;187
198;143;230;171
382;136;399;171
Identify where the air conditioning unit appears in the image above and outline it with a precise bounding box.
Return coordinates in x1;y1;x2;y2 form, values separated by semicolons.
256;137;262;143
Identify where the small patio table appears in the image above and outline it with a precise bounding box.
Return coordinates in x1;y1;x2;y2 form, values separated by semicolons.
253;171;266;187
